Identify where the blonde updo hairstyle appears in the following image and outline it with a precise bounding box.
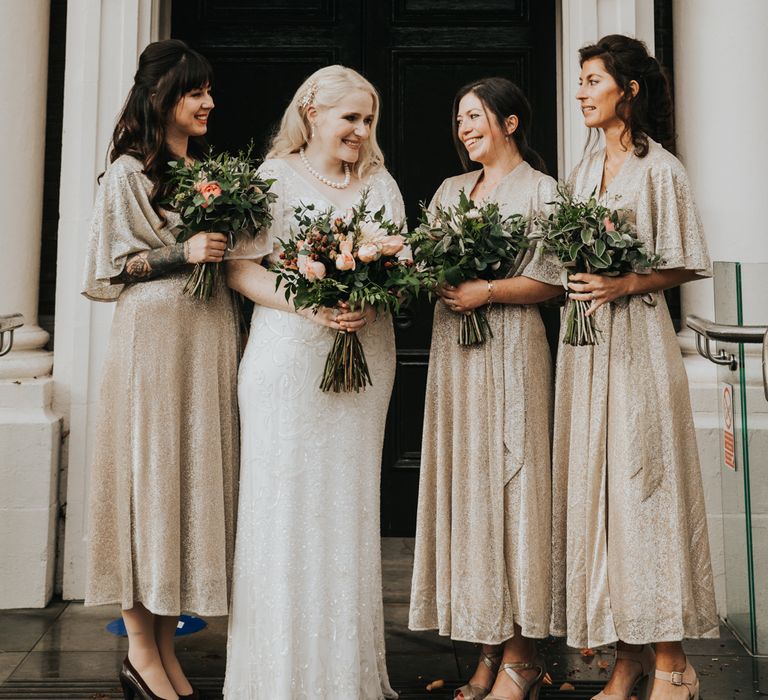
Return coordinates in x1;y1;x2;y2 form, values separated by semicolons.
266;65;385;178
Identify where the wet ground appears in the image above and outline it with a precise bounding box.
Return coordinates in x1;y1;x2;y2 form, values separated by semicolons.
0;539;764;698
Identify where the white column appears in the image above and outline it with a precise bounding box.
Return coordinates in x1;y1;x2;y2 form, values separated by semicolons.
0;1;62;608
55;0;169;600
558;0;655;177
674;0;768;619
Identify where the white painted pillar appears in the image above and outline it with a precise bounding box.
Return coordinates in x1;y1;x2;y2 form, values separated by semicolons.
0;1;62;608
674;0;768;619
558;0;655;177
55;0;168;600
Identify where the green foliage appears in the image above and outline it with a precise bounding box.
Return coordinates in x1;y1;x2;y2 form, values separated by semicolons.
534;183;660;276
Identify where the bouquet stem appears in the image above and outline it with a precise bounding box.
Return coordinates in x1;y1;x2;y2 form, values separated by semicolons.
183;262;219;300
458;308;493;346
563;298;600;346
320;330;372;393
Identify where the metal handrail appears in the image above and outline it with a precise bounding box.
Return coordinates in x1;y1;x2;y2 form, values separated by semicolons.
686;314;768;399
0;313;23;357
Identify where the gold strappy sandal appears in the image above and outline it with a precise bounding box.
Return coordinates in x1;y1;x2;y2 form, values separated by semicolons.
592;645;656;700
454;650;503;700
486;655;546;700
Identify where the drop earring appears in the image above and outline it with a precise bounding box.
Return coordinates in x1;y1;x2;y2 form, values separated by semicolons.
311;125;316;139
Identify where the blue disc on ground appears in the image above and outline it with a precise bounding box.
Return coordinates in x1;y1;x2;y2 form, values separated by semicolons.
106;614;208;637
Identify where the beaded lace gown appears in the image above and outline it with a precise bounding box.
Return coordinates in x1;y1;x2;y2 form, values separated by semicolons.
223;158;402;700
547;139;719;648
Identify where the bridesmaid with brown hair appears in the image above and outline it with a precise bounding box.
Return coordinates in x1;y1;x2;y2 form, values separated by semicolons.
409;77;562;700
82;40;244;700
550;35;718;700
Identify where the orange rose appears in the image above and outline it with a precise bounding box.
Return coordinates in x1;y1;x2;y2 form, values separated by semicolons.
195;179;222;208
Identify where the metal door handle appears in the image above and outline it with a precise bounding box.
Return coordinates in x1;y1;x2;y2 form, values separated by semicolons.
0;313;24;357
686;315;768;374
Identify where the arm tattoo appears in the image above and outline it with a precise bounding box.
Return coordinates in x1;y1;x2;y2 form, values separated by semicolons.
112;241;189;284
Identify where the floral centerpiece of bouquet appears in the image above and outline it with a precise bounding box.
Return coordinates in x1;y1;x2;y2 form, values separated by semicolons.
406;189;530;346
535;185;660;345
274;191;419;393
166;146;277;299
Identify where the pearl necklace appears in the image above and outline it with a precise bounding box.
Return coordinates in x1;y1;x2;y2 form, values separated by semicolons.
299;148;351;189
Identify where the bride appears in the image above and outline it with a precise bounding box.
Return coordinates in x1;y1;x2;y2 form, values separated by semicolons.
223;65;403;699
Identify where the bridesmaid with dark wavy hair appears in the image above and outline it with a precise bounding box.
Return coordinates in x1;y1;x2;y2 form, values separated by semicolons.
82;40;242;700
550;34;718;700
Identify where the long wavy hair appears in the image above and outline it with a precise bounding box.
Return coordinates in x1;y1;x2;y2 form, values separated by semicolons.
452;77;547;174
579;34;674;157
266;65;385;178
106;39;214;219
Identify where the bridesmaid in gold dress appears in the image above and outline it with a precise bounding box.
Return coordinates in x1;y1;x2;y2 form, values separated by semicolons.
550;35;718;700
409;78;562;700
82;40;245;700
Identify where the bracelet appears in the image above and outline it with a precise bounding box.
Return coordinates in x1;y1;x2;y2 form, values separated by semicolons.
487;280;494;308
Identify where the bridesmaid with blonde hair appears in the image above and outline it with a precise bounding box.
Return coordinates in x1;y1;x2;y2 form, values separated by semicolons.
409;77;562;700
551;34;718;700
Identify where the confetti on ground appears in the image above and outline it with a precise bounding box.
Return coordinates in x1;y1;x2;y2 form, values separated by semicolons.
425;678;445;691
580;648;596;657
559;681;576;691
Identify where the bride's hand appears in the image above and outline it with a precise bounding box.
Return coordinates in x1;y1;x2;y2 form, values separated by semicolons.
297;306;342;330
335;302;377;332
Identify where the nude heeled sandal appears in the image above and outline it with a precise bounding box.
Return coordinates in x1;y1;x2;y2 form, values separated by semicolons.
653;662;700;699
455;650;503;700
486;655;547;700
592;644;656;700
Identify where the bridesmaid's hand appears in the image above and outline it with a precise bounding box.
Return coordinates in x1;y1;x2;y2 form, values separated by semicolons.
567;272;632;316
186;232;228;264
335;302;377;332
440;280;488;314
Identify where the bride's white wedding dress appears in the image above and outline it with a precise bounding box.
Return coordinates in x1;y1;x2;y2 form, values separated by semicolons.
224;158;403;699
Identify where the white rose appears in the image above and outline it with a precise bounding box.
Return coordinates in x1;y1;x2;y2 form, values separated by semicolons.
465;208;482;220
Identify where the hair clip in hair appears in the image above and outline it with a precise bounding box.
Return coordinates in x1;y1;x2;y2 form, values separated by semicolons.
299;81;318;110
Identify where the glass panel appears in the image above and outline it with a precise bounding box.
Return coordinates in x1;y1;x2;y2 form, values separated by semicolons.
714;261;768;663
713;261;753;650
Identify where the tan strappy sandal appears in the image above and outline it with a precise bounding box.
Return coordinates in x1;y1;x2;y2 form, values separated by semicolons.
454;650;503;700
652;661;700;699
486;655;546;700
592;645;656;700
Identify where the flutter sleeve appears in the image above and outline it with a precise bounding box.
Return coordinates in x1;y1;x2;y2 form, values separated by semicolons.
81;157;178;302
225;159;285;260
637;159;712;276
519;174;564;287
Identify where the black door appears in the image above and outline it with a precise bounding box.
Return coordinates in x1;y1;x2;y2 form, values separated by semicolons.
172;0;557;536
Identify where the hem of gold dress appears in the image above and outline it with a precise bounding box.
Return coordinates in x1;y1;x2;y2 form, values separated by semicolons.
83;595;229;618
564;621;721;649
408;615;551;644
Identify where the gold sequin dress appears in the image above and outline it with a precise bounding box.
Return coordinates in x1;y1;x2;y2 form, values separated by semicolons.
409;162;562;644
548;139;719;648
81;155;241;617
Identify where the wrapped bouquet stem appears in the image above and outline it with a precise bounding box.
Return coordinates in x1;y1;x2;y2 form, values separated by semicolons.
406;189;530;346
534;184;660;346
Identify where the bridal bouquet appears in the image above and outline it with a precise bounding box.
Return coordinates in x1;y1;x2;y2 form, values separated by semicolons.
534;185;660;345
274;191;419;392
406;190;530;345
166;147;277;299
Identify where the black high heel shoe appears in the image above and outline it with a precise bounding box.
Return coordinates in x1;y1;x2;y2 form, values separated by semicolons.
119;657;176;700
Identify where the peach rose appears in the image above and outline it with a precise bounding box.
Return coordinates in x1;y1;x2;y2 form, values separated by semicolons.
357;242;382;263
335;251;356;271
303;259;327;281
195;179;222;208
380;234;405;256
604;216;615;232
339;235;354;256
